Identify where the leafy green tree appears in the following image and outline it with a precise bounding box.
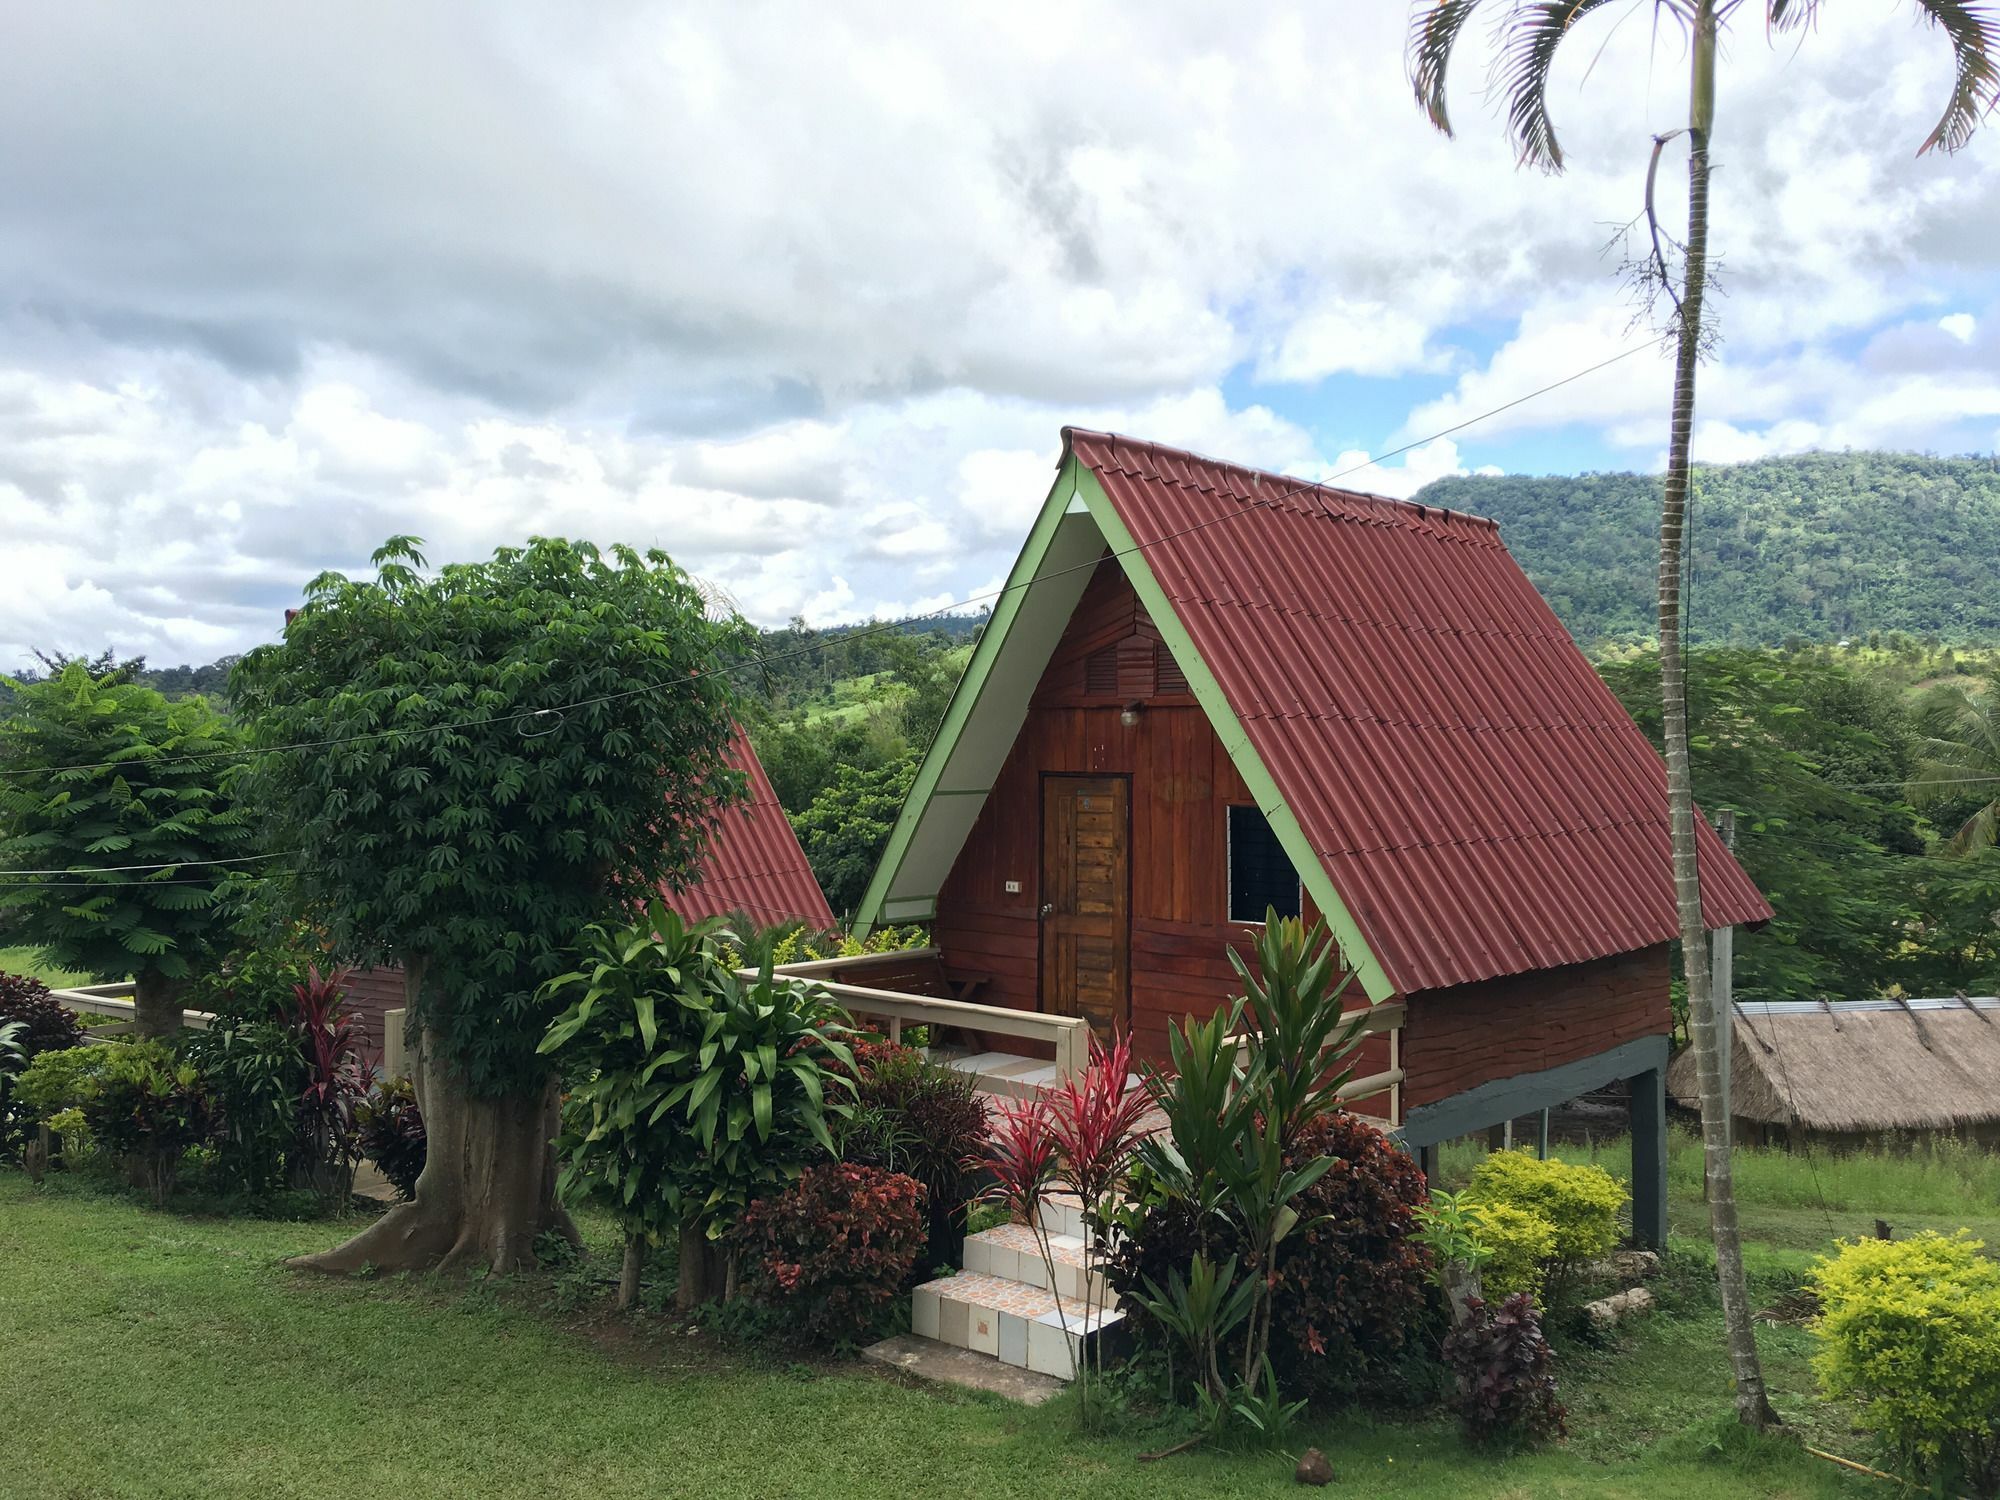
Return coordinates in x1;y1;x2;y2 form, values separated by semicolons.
231;537;743;1274
880;630;961;753
790;757;917;917
1411;0;2000;1431
0;663;249;1035
1601;650;1926;999
540;905;856;1310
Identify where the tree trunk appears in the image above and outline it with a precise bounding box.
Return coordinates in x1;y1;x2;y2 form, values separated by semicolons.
131;969;188;1038
289;963;577;1276
618;1233;646;1310
676;1220;721;1310
1658;0;1778;1432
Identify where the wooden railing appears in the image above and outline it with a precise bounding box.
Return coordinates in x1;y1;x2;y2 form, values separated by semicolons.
756;948;1092;1082
47;982;214;1036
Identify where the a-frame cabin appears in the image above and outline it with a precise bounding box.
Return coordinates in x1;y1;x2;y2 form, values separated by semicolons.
847;428;1770;1244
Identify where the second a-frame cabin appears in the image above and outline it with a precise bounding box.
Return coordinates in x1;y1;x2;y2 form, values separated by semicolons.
812;427;1768;1244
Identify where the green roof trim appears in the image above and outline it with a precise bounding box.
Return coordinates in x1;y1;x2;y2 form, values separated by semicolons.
1072;466;1394;1002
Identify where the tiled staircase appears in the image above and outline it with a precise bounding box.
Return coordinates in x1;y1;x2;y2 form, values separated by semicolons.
909;1193;1125;1381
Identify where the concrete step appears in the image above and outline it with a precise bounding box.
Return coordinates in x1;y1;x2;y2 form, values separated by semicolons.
862;1333;1065;1406
1036;1191;1087;1240
962;1222;1114;1306
911;1270;1124;1380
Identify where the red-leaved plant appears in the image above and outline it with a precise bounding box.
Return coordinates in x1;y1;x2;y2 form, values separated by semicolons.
973;1036;1150;1411
735;1162;928;1346
291;966;365;1201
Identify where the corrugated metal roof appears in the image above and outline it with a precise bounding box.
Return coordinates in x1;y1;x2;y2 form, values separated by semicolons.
667;725;835;931
1068;427;1772;996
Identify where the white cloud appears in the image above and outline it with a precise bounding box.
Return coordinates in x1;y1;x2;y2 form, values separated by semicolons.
2;1;1998;662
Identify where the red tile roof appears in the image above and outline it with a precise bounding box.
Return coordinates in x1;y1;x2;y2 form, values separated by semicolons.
1068;428;1771;996
667;725;835;931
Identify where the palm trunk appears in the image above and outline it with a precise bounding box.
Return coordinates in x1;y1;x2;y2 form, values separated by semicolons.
1659;0;1777;1431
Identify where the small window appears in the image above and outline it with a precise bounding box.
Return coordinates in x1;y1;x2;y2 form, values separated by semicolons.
1228;805;1301;923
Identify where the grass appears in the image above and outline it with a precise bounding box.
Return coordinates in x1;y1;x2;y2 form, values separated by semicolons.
0;1171;1883;1500
0;945;95;988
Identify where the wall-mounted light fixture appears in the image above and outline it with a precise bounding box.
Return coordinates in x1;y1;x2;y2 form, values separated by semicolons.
1120;700;1144;728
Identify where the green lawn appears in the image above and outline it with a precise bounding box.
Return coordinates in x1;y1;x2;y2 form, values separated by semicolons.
0;1168;1882;1500
0;945;96;988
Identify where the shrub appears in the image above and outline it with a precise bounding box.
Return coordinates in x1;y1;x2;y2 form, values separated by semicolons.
1465;1202;1557;1301
181;1018;301;1194
0;973;87;1059
855;1047;988;1267
542;906;857;1308
82;1041;213;1205
1266;1112;1436;1402
1468;1151;1625;1298
1810;1231;2000;1497
13;1044;115;1123
356;1078;427;1200
735;1162;927;1346
1440;1292;1567;1447
1104;1110;1436;1404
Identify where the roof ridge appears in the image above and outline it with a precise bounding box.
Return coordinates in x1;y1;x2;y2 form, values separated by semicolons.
1063;425;1502;536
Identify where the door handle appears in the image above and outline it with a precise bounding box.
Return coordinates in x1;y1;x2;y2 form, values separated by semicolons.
1040;903;1054;917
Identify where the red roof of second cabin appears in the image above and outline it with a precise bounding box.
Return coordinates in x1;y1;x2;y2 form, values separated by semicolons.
665;726;835;931
1067;428;1772;996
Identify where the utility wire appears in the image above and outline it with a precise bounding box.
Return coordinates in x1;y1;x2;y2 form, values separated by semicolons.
0;851;294;877
0;335;1674;787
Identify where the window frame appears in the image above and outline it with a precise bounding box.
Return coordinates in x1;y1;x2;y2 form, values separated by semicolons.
1225;803;1302;926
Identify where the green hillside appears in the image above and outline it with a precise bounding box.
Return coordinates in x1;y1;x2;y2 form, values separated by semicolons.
1415;450;2000;649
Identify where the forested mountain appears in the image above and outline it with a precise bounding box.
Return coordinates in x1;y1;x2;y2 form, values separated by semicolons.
1415;450;2000;649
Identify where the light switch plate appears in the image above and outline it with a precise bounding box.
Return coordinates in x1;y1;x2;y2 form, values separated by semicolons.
1004;879;1021;894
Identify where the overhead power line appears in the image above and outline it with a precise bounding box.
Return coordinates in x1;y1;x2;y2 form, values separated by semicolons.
0;851;295;878
0;333;1673;786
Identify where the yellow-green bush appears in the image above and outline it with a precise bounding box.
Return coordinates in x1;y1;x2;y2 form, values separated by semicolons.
1810;1231;2000;1497
1468;1150;1626;1267
1467;1201;1556;1300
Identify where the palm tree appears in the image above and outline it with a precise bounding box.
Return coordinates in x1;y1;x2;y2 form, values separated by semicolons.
1910;678;2000;851
1407;0;2000;1431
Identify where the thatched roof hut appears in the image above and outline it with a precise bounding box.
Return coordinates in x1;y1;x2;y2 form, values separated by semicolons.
1668;996;2000;1144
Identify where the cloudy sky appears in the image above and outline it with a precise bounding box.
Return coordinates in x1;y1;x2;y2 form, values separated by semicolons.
3;1;1997;669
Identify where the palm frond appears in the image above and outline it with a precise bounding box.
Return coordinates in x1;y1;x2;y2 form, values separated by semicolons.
1495;0;1628;170
1904;0;2000;153
1765;0;1823;32
1943;799;2000;855
1410;0;1489;136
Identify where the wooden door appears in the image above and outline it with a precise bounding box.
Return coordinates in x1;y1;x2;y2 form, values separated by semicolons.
1040;774;1130;1039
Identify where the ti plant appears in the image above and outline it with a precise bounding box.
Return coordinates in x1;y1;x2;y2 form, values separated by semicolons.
1044;1034;1153;1412
974;1038;1151;1424
1133;910;1374;1446
290;966;365;1202
539;903;857;1308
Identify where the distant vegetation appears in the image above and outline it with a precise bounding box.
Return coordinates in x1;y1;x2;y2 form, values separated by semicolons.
1417;450;2000;649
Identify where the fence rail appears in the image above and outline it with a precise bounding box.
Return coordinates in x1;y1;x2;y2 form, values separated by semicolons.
46;982;213;1037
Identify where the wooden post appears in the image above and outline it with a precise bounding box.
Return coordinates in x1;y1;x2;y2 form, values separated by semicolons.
1417;1142;1440;1184
1536;1108;1551;1160
1630;1063;1668;1249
